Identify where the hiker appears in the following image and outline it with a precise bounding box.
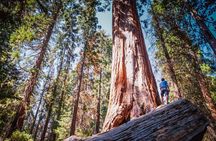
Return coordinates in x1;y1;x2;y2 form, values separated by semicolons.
160;78;169;104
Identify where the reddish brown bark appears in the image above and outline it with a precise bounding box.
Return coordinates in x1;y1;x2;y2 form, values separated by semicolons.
188;4;216;55
152;12;182;98
102;0;161;132
6;7;60;137
70;47;86;135
95;70;102;133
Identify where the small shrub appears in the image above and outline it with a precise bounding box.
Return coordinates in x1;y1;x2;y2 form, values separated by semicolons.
9;130;33;141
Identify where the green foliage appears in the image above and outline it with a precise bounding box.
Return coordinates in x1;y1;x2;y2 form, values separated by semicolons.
200;63;212;74
6;130;33;141
152;0;216;117
76;128;93;137
209;76;216;103
9;13;51;51
0;99;19;135
55;111;71;141
0;0;24;134
0;0;22;99
153;4;165;15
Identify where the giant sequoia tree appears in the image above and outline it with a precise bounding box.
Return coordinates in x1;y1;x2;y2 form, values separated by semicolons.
102;0;161;131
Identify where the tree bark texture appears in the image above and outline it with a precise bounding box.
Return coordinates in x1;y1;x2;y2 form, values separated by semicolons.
65;99;209;141
6;6;60;137
102;0;161;132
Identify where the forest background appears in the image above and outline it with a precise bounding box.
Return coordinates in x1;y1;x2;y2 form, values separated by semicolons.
0;0;216;141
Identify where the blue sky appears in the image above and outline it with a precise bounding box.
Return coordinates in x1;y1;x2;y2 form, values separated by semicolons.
96;11;112;36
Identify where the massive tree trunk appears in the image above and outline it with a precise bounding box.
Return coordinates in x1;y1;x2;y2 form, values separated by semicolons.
6;6;60;137
70;47;87;135
65;99;209;141
187;3;216;55
102;0;161;132
95;70;102;133
152;11;182;98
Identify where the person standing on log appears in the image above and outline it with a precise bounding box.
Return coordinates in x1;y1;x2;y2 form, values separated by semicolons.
160;78;169;104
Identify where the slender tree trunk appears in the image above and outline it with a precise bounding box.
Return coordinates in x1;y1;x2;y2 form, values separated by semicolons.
36;72;54;141
52;53;70;141
80;104;85;127
70;47;87;135
195;71;216;120
6;6;60;137
168;20;216;122
191;51;216;120
30;74;50;134
40;44;65;141
40;103;52;141
152;12;182;99
24;110;32;131
102;0;161;132
188;3;216;55
33;113;43;141
173;23;216;120
95;70;102;133
46;48;65;141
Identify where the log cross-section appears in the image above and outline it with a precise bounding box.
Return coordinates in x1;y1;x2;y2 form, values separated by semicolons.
65;99;209;141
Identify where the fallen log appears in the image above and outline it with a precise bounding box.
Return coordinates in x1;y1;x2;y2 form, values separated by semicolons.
65;99;209;141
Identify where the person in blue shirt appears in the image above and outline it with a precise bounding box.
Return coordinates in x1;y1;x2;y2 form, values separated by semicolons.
159;78;169;104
